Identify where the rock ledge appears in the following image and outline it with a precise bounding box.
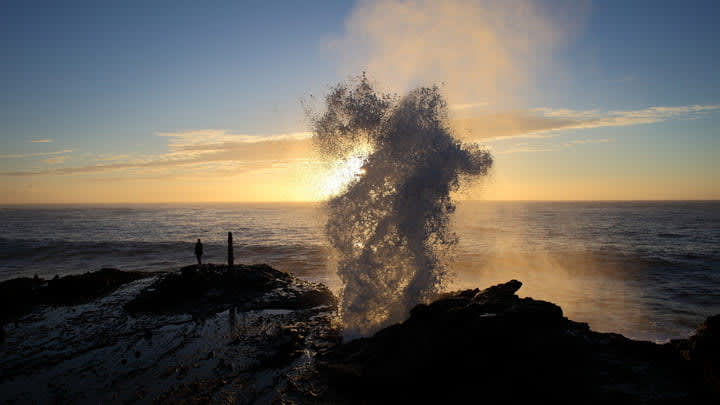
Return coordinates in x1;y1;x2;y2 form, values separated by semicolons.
320;280;719;404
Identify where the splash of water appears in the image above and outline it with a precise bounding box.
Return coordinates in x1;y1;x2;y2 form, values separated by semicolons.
311;76;493;337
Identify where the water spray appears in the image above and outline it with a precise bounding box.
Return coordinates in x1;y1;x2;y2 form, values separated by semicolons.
312;75;493;337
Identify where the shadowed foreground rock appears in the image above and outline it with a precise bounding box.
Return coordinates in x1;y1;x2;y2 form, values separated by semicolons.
124;263;336;316
0;268;150;330
4;269;718;404
1;264;339;404
319;280;719;404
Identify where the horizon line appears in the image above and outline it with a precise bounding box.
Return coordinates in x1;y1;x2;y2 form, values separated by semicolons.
1;198;718;206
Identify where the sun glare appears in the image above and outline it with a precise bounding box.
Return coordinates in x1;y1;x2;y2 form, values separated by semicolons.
318;146;371;199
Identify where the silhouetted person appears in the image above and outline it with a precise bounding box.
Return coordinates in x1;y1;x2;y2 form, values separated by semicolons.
195;239;203;265
228;232;234;268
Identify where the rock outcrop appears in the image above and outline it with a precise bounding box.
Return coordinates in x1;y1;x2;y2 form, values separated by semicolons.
675;314;720;395
319;280;718;404
0;264;339;404
124;263;336;316
3;269;718;404
0;268;150;331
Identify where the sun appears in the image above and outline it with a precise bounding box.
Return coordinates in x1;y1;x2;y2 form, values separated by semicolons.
318;146;372;199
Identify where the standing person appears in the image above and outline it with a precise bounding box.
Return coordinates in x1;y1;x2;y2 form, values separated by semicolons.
195;239;203;265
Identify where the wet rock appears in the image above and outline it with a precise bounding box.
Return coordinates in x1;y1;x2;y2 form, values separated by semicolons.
42;268;150;305
319;280;717;404
257;326;305;369
1;261;339;404
124;263;337;316
0;268;150;328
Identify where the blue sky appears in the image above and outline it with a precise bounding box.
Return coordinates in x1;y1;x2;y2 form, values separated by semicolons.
1;1;351;152
1;0;718;202
536;0;719;109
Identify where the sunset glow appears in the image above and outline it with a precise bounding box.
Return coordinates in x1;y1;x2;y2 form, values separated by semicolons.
0;0;718;203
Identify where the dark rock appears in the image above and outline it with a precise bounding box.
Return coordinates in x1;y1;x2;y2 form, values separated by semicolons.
124;263;337;316
42;268;149;305
687;314;720;395
0;276;46;324
0;268;150;328
1;263;339;404
319;280;717;404
258;326;305;369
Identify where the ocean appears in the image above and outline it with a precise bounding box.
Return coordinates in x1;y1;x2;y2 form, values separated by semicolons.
1;201;718;342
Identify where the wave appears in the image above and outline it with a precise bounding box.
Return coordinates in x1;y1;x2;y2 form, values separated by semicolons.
657;232;688;239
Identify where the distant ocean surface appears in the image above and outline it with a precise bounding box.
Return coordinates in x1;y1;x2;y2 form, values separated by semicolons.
1;201;718;342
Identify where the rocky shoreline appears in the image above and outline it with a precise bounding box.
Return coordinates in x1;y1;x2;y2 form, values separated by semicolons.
319;280;720;404
0;267;155;343
124;263;336;316
1;266;718;404
0;265;339;404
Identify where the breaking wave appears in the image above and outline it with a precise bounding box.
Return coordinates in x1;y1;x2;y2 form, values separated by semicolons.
311;75;493;336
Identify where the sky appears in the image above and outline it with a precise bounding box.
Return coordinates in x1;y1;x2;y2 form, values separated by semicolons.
1;0;718;203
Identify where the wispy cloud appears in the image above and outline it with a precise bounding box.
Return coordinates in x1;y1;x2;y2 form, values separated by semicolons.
454;104;720;141
1;131;313;176
0;149;72;159
568;138;610;145
495;137;611;154
95;154;130;162
30;139;52;143
43;156;69;164
494;146;558;154
449;102;489;110
2;102;715;176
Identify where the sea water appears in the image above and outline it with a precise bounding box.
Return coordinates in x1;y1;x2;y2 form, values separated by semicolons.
1;201;718;342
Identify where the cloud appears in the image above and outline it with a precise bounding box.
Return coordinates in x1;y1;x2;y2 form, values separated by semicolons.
536;105;720;129
494;146;559;154
1;101;715;176
1;131;314;176
95;154;130;161
568;138;609;145
449;102;489;111
30;139;52;143
328;0;711;146
43;156;69;165
495;137;611;154
157;130;312;158
0;149;72;159
454;111;579;140
454;104;720;141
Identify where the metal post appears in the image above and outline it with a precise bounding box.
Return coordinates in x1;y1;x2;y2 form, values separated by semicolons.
228;232;234;268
